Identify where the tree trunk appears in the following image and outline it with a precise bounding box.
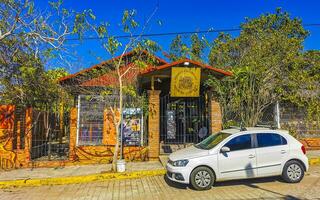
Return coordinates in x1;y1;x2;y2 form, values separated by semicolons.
111;65;123;172
112;123;120;171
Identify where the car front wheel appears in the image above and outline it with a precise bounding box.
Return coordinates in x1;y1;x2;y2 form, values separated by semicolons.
282;160;305;183
190;166;215;190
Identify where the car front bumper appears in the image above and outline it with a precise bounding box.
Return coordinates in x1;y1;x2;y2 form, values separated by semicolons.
166;163;191;184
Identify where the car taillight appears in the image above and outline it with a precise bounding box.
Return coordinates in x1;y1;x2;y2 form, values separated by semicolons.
301;145;306;155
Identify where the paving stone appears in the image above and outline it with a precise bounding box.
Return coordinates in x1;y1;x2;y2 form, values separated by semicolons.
1;165;320;200
0;161;164;181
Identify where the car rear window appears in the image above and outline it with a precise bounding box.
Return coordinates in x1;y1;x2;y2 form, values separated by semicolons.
257;133;287;148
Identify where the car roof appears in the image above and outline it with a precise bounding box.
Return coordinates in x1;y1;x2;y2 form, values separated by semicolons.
220;127;288;135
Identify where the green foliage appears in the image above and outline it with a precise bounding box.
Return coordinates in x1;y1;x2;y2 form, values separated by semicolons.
206;9;316;126
123;85;138;97
190;34;206;61
282;50;320;121
169;35;189;61
1;59;71;111
168;33;207;62
46;68;69;82
73;9;95;38
27;1;34;14
122;9;138;33
0;0;91;112
105;37;122;56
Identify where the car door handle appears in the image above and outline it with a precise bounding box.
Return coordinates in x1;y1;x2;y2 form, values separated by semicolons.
281;150;287;154
248;154;255;158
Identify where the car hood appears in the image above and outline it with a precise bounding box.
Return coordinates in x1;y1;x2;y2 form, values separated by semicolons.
169;145;209;161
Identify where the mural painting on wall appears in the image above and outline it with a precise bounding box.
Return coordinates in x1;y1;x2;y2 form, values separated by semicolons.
0;105;16;170
0;105;15;139
72;146;149;164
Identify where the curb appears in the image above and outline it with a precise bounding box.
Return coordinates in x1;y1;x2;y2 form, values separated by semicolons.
309;157;320;166
0;169;166;189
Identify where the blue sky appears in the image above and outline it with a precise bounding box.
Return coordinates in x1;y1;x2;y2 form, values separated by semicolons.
35;0;320;73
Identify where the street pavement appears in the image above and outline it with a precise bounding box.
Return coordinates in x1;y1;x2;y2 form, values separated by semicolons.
1;165;320;200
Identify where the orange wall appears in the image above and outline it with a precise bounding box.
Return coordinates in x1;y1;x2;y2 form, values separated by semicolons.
0;105;148;170
72;146;148;164
69;107;148;164
0;105;30;170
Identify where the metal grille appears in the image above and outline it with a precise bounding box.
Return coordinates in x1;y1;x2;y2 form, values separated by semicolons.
160;94;210;145
77;95;147;146
78;95;104;145
31;110;70;160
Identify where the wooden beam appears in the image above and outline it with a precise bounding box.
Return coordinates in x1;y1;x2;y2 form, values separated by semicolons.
151;76;154;90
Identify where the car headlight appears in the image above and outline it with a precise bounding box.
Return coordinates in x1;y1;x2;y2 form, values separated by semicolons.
172;159;189;167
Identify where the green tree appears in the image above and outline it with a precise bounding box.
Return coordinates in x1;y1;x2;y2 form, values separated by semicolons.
1;60;70;110
283;50;320;121
207;9;310;126
190;33;206;62
93;9;161;171
0;0;93;109
168;34;206;62
168;35;188;61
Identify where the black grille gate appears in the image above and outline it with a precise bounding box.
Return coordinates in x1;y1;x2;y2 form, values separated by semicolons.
31;110;70;161
160;94;211;146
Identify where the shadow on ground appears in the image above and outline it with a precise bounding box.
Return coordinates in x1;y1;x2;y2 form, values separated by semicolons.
215;176;286;187
164;175;302;199
164;175;287;189
164;175;189;189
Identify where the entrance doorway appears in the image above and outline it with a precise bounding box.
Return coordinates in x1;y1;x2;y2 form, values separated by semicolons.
160;93;210;153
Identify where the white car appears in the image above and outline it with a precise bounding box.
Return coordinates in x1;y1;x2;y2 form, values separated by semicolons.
166;127;309;190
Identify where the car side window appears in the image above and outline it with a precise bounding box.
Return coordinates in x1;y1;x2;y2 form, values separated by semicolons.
224;134;252;151
257;133;287;148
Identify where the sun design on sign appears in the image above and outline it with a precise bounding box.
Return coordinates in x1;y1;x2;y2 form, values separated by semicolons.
171;67;201;97
178;76;193;90
175;71;196;95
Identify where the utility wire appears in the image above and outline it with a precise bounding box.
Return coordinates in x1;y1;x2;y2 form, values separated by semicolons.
66;23;320;41
66;28;241;41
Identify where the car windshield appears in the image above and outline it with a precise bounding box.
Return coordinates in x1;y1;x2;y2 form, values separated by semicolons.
195;132;231;150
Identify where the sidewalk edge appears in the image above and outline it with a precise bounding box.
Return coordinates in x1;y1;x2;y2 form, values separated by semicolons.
0;169;166;189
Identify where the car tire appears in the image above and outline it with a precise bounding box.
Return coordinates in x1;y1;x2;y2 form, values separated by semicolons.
190;166;215;190
282;160;305;183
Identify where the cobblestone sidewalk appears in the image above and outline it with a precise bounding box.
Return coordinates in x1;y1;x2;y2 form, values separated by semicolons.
0;161;163;181
1;165;320;200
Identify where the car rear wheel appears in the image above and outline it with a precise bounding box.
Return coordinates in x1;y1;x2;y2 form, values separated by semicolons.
190;166;215;190
282;160;304;183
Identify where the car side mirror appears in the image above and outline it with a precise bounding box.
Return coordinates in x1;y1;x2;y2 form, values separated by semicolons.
220;146;230;153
